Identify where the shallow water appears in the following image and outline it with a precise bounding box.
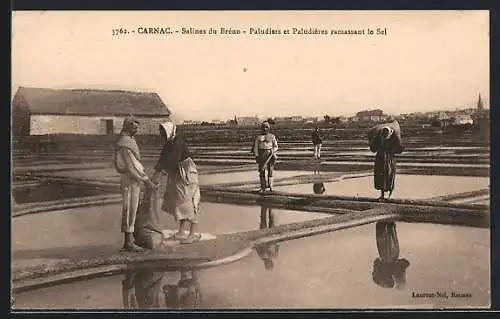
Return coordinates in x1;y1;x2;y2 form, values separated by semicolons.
13;222;489;309
27;169;120;183
274;175;490;200
198;170;308;186
11;202;331;268
17;168;307;188
319;161;490;168
12;181;113;204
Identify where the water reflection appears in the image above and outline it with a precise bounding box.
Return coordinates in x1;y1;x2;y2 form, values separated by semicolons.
313;164;326;194
256;205;280;271
164;270;201;309
122;268;201;309
372;221;410;289
313;182;326;194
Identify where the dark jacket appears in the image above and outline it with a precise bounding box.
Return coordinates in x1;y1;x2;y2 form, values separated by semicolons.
312;130;323;145
154;135;191;173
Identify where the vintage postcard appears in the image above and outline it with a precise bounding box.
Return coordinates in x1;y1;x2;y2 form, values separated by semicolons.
11;10;490;310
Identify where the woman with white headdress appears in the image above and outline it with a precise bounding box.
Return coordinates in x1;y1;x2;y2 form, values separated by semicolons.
369;123;404;200
151;121;202;244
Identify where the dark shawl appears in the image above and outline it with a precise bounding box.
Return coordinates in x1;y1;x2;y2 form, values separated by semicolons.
155;135;191;174
370;134;403;192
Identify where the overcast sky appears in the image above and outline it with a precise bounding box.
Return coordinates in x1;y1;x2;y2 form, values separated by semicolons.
12;10;489;121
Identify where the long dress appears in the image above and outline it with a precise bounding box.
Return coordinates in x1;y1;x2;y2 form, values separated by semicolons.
370;134;403;192
155;135;202;223
164;271;201;309
372;221;410;289
133;270;165;309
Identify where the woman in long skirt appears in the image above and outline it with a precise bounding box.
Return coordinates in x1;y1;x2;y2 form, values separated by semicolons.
370;126;403;200
372;221;410;289
151;122;202;244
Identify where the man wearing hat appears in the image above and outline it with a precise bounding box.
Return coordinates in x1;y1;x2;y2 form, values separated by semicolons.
252;121;279;192
311;126;323;160
115;114;157;252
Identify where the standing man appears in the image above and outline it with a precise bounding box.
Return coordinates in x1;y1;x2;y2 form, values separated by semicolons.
115;115;157;252
311;126;323;160
252;121;278;192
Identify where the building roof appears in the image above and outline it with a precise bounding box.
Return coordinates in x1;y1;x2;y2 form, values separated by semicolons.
12;87;171;116
356;109;384;116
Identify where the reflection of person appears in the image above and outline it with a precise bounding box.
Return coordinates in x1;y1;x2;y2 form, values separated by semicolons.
122;269;201;309
313;160;322;175
312;164;325;194
122;269;165;309
313;182;326;194
122;271;138;309
163;270;202;309
372;221;410;289
369;126;404;200
311;126;323;159
256;205;280;271
114;115;157;252
151;122;202;244
134;270;165;308
252;121;278;193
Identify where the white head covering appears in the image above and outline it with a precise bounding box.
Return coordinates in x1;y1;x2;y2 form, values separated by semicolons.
159;121;176;141
381;126;394;140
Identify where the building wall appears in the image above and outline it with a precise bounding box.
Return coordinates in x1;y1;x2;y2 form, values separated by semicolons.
12;104;31;137
30;115;170;135
453;116;473;125
236;117;260;126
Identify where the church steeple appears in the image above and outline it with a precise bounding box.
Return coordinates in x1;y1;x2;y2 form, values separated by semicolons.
477;93;484;110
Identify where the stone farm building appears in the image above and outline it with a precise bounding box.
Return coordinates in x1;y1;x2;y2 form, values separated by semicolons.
12;87;171;136
354;109;389;122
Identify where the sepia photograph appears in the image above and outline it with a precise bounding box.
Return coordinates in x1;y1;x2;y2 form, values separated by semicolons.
11;10;490;310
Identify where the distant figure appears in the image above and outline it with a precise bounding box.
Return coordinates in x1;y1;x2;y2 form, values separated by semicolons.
114;115;157;252
372;221;410;289
256;205;280;271
369;125;403;200
252;121;279;192
311;126;323;160
151;122;202;244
